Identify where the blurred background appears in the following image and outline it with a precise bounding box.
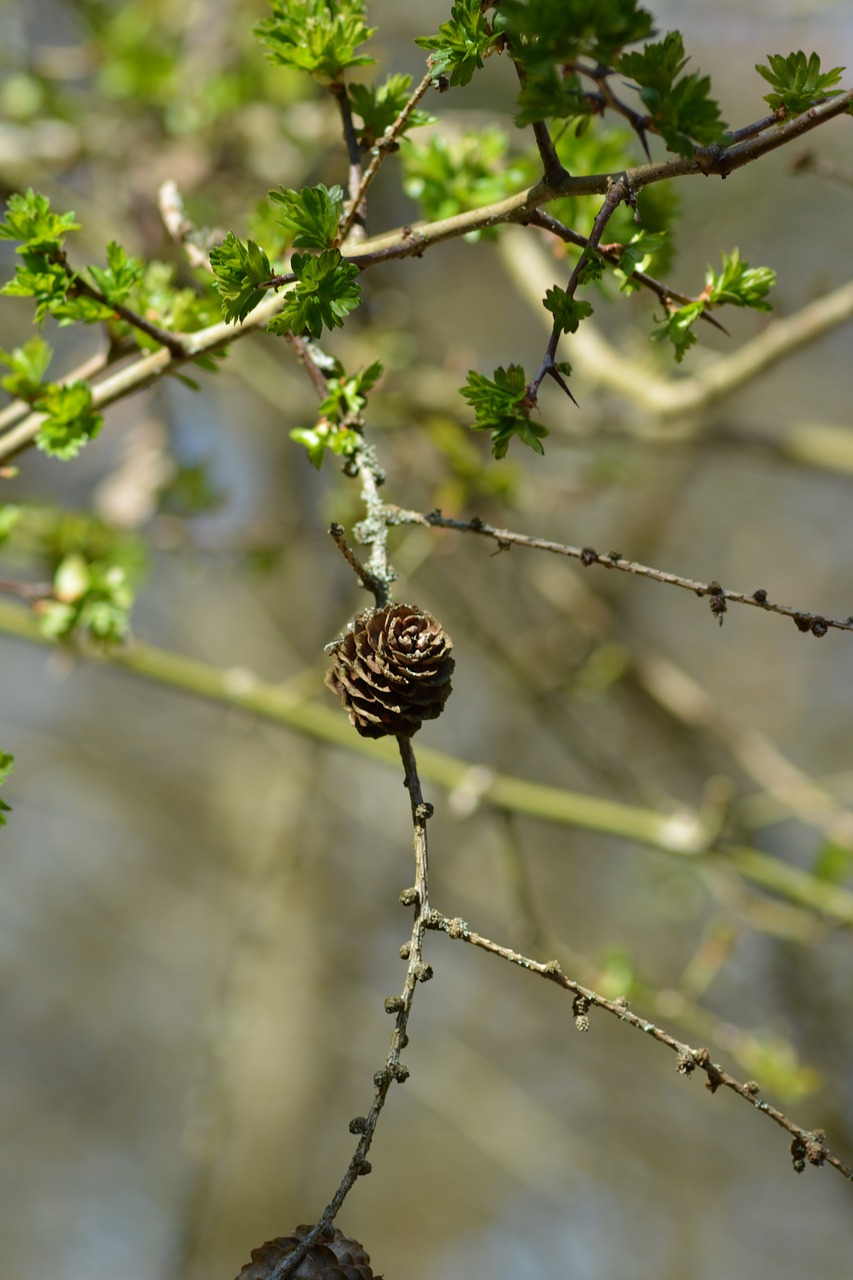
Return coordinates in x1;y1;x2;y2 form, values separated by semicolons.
2;2;853;1278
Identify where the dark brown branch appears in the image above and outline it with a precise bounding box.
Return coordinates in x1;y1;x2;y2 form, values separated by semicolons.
429;911;853;1183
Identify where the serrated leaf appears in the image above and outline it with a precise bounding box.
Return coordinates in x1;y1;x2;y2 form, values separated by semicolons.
461;364;547;458
619;31;727;155
35;382;103;459
415;0;498;88
0;335;53;399
501;0;654;69
267;249;361;340
268;184;344;249
348;74;436;147
706;248;775;309
755;50;845;115
255;0;376;83
543;288;594;335
87;239;144;305
209;232;273;323
0;188;80;249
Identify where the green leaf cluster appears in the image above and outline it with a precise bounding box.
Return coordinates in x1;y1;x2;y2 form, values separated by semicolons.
291;363;376;468
612;230;671;292
291;358;381;468
0;338;103;459
0;752;13;826
502;0;654;67
618;31;727;155
461;365;548;458
268;184;344;249
402;128;536;236
36;383;103;460
0;190;149;330
503;0;654;124
653;249;776;362
255;0;375;84
87;240;144;307
0;335;52;400
267;250;361;339
209;232;273;324
0;188;80;249
755;51;845;116
414;0;499;88
543;288;594;334
348;74;436;148
39;553;135;644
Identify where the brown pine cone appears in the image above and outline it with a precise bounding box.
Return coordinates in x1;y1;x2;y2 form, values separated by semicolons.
237;1225;381;1280
325;604;454;739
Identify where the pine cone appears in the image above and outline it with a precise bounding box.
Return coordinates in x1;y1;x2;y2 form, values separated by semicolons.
237;1226;381;1280
325;604;454;739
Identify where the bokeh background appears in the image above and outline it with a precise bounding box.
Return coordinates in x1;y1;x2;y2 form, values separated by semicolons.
2;2;853;1278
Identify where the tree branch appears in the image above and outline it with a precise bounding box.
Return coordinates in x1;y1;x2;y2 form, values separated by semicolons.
429;912;853;1182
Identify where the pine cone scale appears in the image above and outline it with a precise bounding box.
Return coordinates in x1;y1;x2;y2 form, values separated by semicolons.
325;604;454;739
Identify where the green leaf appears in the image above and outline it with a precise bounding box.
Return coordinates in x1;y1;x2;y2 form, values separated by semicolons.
318;360;384;420
651;300;704;362
0;335;53;399
290;426;329;469
267;249;361;339
461;364;548;458
87;239;145;306
0;752;13;826
652;250;774;362
543;288;594;334
500;0;655;69
618;31;727;155
706;248;775;309
0;188;80;250
1;250;72;325
756;51;845;116
35;382;103;459
209;232;273;323
415;0;498;88
402;128;536;237
613;229;670;291
348;74;436;148
255;0;376;83
268;184;344;250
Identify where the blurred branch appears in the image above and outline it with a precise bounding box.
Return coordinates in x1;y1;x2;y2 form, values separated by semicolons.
429;911;853;1183
2;598;852;926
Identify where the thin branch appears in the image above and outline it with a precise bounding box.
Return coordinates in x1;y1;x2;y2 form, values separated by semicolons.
388;507;853;639
267;737;434;1280
339;71;435;247
158;179;221;272
328;521;387;606
530;176;629;400
56;250;189;358
429;911;853;1183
